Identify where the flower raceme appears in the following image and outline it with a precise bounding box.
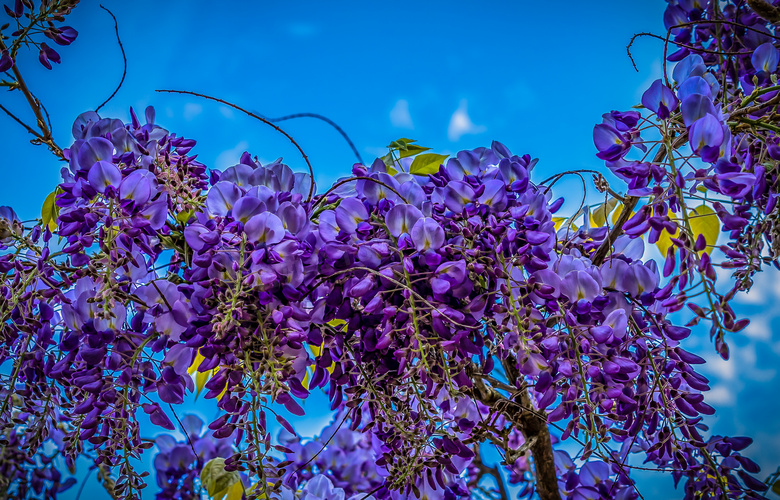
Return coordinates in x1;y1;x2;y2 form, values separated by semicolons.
1;0;780;499
0;98;765;500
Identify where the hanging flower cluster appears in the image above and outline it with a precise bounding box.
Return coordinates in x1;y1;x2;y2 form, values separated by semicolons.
0;103;766;499
1;1;780;500
592;0;780;362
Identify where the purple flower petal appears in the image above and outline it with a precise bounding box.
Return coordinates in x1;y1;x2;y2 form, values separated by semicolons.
86;160;122;194
206;181;243;217
641;79;679;119
245;212;285;246
335;197;368;234
386;204;423;238
752;42;780;74
411;217;445;251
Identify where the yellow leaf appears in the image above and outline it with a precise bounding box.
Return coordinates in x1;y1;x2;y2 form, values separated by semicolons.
200;458;241;500
189;352;224;399
610;202;635;225
308;343;335;374
655;210;679;258
195;369;214;399
409;153;449;176
188;351;205;375
41;189;60;231
589;198;618;228
301;368;311;390
223;480;244;500
327;319;346;328
176;209;194;224
689;204;719;253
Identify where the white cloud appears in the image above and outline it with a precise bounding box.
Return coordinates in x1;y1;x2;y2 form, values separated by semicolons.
219;106;235;119
390;99;414;129
215;141;249;170
738;343;776;381
702;342;776;383
743;315;772;341
183;103;203;121
705;383;736;406
702;353;736;380
447;99;486;142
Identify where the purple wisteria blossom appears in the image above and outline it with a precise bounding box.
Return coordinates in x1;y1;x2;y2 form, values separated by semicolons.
3;1;780;499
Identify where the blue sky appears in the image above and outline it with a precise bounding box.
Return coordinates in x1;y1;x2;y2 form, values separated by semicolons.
3;1;780;498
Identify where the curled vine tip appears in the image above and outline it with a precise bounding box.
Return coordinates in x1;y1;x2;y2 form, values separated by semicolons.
95;5;126;112
155;88;316;202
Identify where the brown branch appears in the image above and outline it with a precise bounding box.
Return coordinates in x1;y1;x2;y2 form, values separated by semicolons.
256;111;363;164
0;103;42;138
731;91;780;118
502;358;561;500
591;194;639;266
747;0;780;24
0;36;63;159
95;5;127;112
470;360;562;500
591;133;688;266
155;89;316;202
627;31;753;74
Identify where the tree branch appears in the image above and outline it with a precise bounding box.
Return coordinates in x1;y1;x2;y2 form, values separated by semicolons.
255;111;364;165
0;104;42;139
155;89;316;202
747;0;780;24
0;39;63;159
470;362;562;500
591;133;688;266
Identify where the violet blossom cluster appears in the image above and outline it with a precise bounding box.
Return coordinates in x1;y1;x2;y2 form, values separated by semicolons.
152;414;233;499
1;0;780;499
593;0;780;361
0;102;766;500
0;0;78;73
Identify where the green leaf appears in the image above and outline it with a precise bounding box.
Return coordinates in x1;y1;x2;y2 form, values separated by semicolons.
41;189;60;231
176;210;193;224
396;144;430;158
382;138;431;168
409;153;449;176
772;478;780;495
200;458;241;500
689;204;719;254
387;138;415;149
